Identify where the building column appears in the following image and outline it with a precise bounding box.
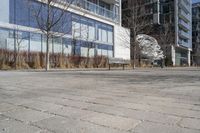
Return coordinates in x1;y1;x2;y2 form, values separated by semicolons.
188;50;191;67
171;45;176;66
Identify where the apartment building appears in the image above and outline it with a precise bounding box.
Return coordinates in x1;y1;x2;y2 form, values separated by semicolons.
0;0;130;60
192;2;200;65
122;0;192;66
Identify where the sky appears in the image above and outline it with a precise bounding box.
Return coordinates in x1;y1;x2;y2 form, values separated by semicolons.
193;0;200;3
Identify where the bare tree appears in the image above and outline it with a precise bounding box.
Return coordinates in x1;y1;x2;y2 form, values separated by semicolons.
155;23;174;66
157;24;173;51
29;0;75;71
85;33;95;67
13;27;30;69
122;0;153;68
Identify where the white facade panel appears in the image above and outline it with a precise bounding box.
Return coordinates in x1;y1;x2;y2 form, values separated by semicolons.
114;25;130;60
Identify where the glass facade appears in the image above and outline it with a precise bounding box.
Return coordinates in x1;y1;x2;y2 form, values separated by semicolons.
192;3;200;65
0;0;114;57
72;0;120;22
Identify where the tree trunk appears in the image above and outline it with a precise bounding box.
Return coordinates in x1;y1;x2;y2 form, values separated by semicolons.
131;42;136;69
133;45;136;69
16;46;19;68
86;47;90;67
14;30;17;69
46;35;50;71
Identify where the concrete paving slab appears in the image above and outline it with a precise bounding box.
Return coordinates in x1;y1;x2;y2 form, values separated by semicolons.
3;108;53;123
180;118;200;130
149;105;200;118
0;119;42;133
85;104;181;125
54;98;92;109
134;121;200;133
0;103;19;113
83;112;141;131
21;101;63;112
34;116;128;133
2;97;36;106
0;115;7;121
0;68;200;133
48;105;95;119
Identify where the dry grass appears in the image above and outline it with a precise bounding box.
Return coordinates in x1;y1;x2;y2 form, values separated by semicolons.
0;49;109;70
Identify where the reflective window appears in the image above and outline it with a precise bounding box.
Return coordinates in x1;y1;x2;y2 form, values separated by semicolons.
10;0;30;26
53;37;62;53
30;33;42;52
7;0;114;56
15;31;29;52
72;14;81;38
0;0;10;22
88;21;95;41
0;28;14;50
81;17;89;39
62;38;71;54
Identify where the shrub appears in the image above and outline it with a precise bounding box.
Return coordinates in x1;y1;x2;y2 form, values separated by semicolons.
0;49;110;70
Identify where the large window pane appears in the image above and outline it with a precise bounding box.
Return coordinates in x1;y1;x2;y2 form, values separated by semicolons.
98;24;102;41
15;31;29;52
72;40;81;56
72;15;81;38
0;0;9;23
62;38;71;55
88;20;95;40
15;0;30;26
102;29;107;42
53;37;62;53
81;18;88;39
29;0;41;28
30;33;42;52
0;28;14;50
108;31;113;44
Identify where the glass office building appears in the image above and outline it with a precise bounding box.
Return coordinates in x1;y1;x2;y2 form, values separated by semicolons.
0;0;130;59
192;2;200;65
122;0;192;66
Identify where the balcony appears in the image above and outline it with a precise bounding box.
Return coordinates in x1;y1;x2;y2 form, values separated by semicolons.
101;0;117;4
179;30;190;39
179;40;190;47
178;19;190;31
179;0;190;13
179;9;191;22
72;0;119;23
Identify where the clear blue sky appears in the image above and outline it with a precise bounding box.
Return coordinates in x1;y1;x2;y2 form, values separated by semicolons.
193;0;200;3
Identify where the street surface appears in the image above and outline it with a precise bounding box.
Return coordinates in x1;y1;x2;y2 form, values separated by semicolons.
0;68;200;133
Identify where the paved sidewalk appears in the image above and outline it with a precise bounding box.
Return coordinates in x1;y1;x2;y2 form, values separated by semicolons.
0;68;200;133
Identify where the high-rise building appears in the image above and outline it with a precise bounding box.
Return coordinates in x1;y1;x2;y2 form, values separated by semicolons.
192;2;200;66
122;0;192;66
0;0;130;60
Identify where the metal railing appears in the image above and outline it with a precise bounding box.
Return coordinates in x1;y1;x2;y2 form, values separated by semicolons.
179;19;190;30
179;9;191;22
72;0;119;22
179;0;190;13
179;40;190;47
179;30;190;39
